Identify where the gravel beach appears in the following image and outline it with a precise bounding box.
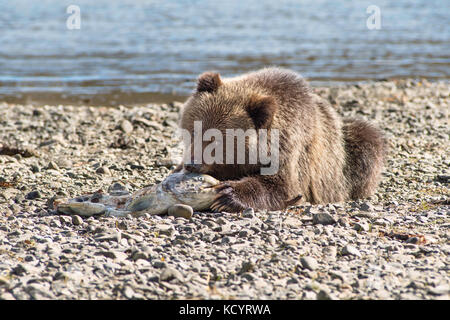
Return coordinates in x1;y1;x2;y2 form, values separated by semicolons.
0;79;448;300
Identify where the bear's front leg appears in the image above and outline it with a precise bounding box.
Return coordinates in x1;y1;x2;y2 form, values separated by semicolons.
210;175;296;213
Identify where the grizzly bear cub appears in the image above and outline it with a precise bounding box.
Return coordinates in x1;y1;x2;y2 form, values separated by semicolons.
177;68;386;212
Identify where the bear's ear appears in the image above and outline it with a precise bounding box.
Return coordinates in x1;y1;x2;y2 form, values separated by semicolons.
246;95;277;129
197;72;222;93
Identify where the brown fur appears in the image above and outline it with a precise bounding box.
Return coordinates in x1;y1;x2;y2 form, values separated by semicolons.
179;68;386;212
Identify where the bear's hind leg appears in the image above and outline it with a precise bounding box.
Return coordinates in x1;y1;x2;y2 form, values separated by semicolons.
342;118;387;199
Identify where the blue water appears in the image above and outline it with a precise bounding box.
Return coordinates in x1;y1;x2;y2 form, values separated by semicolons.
0;0;448;104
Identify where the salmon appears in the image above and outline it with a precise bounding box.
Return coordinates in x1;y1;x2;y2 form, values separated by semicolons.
55;172;219;217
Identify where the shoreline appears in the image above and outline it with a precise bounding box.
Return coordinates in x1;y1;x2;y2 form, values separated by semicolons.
2;77;448;108
0;79;448;300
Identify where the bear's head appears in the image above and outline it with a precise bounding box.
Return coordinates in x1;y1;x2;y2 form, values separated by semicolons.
179;71;278;180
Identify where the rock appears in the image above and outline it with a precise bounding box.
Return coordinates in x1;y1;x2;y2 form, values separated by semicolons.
11;263;36;275
405;237;419;244
96;166;111;175
131;251;149;261
120;120;133;134
436;175;449;183
117;221;128;230
59;215;72;225
57;159;72;169
353;221;370;232
238;229;251;238
0;292;15;300
284;216;303;228
322;246;338;261
156;158;175;168
304;206;321;214
71;215;83;226
0;275;10;287
168;204;193;219
202;219;218;229
329;271;346;282
300;256;318;271
25;283;55;299
47;161;60;170
96;250;128;261
216;217;228;225
342;244;362;257
153;261;167;269
95;231;121;243
337;217;349;227
50;219;62;228
242;207;255;218
238;261;255;274
122;286;135;299
359;202;374;211
160;267;184;282
428;284;450;296
241;273;255;281
108;182;129;196
312;213;336;225
316;289;333;300
221;236;235;244
133;118;164;131
155;224;174;236
267;235;277;245
26;190;41;200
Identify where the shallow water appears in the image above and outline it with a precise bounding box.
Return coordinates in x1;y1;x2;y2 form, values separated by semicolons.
0;0;448;105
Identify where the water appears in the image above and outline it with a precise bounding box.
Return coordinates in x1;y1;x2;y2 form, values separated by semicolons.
0;0;448;105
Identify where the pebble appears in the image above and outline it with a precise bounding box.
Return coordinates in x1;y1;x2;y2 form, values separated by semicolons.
71;215;83;226
108;182;129;196
203;219;218;229
168;204;193;219
0;275;10;286
96;250;128;261
122;286;135;299
238;229;251;238
359;202;374;212
312;213;336;225
96;166;111;175
120;120;134;134
25;190;41;200
155;224;174;236
316;289;333;300
342;244;362;257
242;208;255;218
300;256;318;271
47;161;60;170
160;267;184;282
353;222;370;232
95;231;121;243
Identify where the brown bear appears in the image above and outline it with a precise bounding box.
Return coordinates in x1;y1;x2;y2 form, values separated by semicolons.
177;67;386;212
